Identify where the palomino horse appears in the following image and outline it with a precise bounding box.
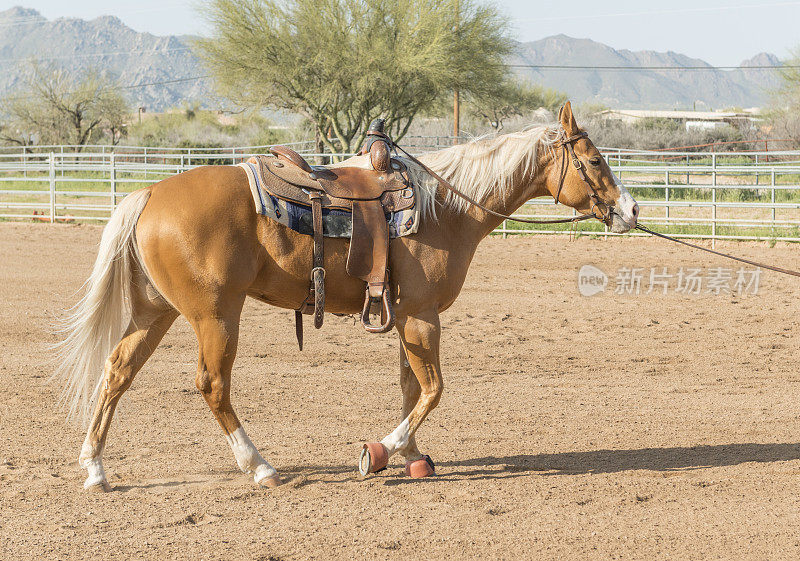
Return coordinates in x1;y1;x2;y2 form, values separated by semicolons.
55;101;638;491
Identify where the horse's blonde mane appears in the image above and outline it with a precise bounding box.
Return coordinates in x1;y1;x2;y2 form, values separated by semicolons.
333;123;565;220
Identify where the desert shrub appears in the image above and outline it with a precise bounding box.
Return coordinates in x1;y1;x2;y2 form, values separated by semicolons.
125;107;292;149
764;108;800;149
578;115;749;151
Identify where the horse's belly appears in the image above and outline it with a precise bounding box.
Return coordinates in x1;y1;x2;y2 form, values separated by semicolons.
250;220;368;314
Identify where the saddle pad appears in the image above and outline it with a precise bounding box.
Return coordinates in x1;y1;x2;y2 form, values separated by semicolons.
238;162;420;239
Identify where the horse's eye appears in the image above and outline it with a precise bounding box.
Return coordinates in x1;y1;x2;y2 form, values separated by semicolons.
589;157;602;167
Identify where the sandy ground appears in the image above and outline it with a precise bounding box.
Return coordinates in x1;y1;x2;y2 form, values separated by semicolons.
3;222;800;560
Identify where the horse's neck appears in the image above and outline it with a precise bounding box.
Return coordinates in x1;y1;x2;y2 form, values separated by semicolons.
441;159;551;243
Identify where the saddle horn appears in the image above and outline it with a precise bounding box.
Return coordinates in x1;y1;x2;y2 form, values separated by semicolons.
367;118;386;135
360;118;392;172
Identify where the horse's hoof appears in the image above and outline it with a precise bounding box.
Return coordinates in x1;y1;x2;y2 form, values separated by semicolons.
254;464;281;488
405;455;435;478
85;479;112;493
359;442;389;476
257;474;282;489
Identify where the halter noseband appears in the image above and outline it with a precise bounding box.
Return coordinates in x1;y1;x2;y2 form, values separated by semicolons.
553;131;614;225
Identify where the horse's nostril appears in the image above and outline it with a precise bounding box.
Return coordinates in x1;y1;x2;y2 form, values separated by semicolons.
632;203;639;217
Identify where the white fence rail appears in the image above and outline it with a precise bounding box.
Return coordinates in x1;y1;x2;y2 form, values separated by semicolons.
3;146;800;243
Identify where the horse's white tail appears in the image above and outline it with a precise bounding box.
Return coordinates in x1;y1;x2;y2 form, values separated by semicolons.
52;189;152;424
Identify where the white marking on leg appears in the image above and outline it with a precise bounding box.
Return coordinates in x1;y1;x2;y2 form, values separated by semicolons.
82;457;108;489
225;427;277;484
79;439;108;489
380;418;411;456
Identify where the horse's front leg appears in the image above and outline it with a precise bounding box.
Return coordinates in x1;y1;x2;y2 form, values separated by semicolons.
397;344;422;461
359;308;442;478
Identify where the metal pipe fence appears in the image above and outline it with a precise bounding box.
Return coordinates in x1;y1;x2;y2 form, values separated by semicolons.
3;146;800;243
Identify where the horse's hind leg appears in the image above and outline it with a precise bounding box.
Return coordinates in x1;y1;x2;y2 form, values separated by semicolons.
190;301;281;488
80;307;178;491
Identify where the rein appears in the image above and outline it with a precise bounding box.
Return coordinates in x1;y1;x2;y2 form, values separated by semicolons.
635;223;800;278
372;129;600;225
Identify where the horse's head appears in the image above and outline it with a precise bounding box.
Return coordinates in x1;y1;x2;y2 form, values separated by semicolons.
545;101;638;233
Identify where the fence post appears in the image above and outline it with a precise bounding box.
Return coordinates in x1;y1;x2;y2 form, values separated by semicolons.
771;169;776;225
711;153;717;249
755;154;759;186
49;152;55;223
502;219;507;239
665;169;670;220
110;153;117;212
685;154;689;186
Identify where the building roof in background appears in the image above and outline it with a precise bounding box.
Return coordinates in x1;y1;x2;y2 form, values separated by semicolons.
597;108;762;122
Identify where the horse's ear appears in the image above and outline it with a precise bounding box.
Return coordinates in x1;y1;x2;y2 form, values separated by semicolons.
559;100;578;133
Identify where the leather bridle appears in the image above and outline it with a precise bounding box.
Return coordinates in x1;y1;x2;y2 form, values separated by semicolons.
553;131;615;226
552;133;800;278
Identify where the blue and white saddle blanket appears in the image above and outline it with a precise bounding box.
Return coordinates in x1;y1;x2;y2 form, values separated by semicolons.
238;161;420;239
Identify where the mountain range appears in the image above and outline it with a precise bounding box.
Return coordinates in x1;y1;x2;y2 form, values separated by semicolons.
0;7;209;111
510;35;782;109
0;6;784;112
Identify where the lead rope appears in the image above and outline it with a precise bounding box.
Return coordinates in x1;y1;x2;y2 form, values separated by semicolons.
635;223;800;278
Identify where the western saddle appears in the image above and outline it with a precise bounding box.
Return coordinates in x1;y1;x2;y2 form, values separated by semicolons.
246;119;415;348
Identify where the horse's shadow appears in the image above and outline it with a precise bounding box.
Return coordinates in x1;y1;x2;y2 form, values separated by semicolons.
431;442;800;481
284;442;800;485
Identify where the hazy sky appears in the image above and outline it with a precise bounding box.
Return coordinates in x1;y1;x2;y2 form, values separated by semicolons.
2;0;799;66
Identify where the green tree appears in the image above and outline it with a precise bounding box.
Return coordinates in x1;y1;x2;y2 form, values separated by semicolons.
0;64;130;149
776;48;800;102
771;48;800;143
196;0;511;158
468;79;566;131
0;119;35;146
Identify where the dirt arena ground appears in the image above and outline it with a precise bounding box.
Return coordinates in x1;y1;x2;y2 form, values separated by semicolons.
3;222;800;560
